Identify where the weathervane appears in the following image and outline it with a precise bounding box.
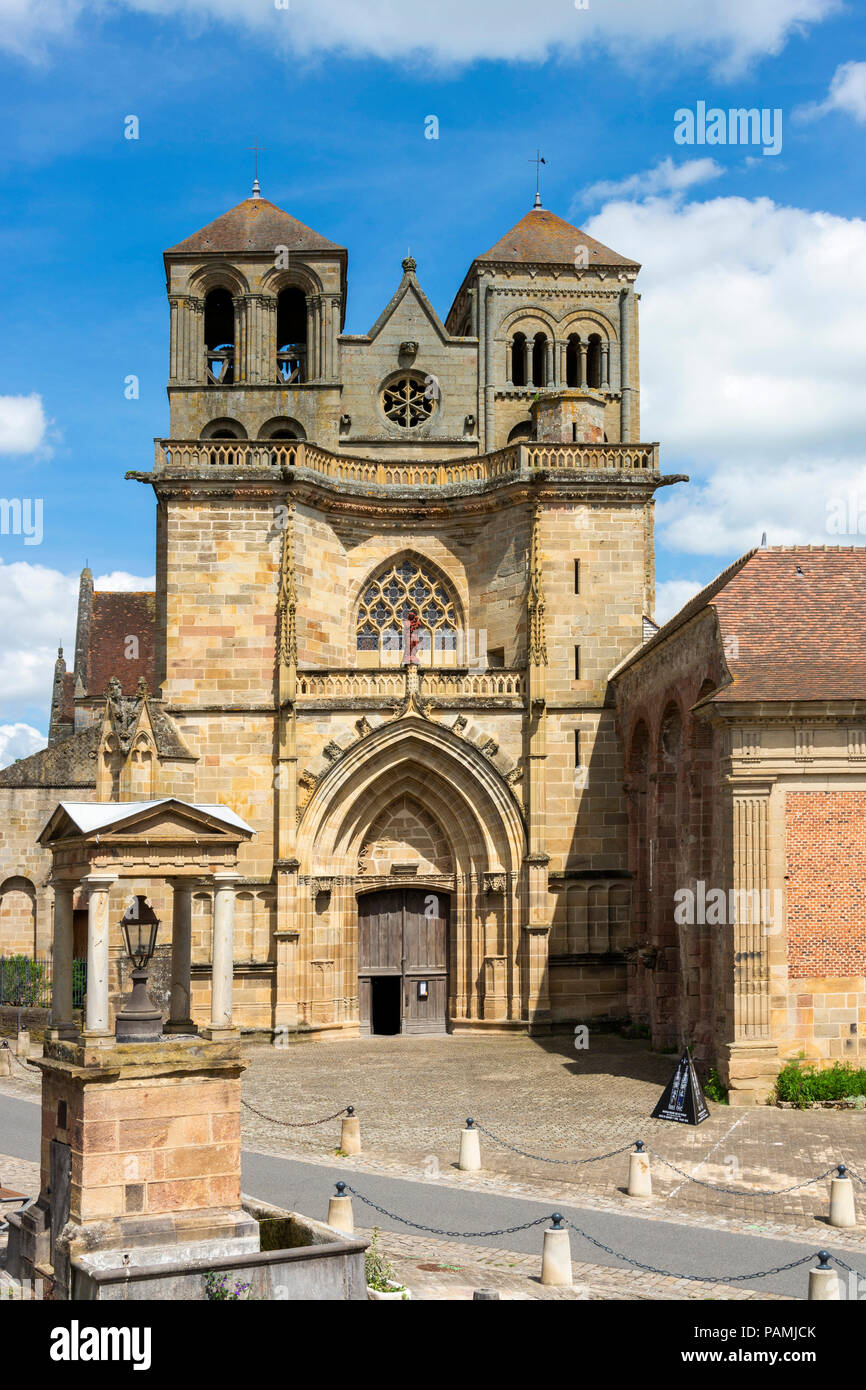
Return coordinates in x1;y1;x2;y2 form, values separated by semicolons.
529;149;547;207
247;140;266;198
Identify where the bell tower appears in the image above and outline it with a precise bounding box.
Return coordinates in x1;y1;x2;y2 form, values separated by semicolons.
163;182;348;449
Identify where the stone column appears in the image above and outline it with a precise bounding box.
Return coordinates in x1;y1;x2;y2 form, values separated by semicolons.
82;873;117;1043
577;342;587;389
505;339;513;387
305;296;317;380
204;871;239;1038
523;337;532;387
544;338;554;387
601;341;611;390
165;879;195;1034
48;880;76;1040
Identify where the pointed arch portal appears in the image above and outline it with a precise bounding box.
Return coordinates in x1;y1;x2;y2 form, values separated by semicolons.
291;716;529;1032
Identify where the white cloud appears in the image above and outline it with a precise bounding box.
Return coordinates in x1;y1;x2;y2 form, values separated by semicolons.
0;394;48;455
654;579;705;626
0;0;840;71
797;60;866;123
0;560;154;724
584;192;866;554
0;722;46;769
578;158;724;209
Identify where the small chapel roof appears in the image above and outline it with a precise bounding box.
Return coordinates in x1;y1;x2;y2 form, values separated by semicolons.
475;206;639;269
165;196;347;257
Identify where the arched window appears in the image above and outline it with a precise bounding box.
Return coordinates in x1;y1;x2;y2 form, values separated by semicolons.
204;288;235;385
356;557;459;665
587;333;602;389
511;332;527;387
532;333;548;388
276;288;307;384
566;334;580;388
507;420;533;443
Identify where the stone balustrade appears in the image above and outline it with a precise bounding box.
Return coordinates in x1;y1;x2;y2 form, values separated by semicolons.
153;438;660;483
294;668;526;702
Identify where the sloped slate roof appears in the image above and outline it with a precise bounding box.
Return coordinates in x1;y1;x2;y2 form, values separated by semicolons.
166;197;346;256
0;724;100;788
476;207;639;268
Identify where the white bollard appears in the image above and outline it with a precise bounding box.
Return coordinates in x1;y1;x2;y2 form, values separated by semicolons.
540;1216;572;1287
341;1107;362;1156
0;1043;12;1076
627;1141;652;1197
829;1166;857;1228
458;1119;482;1172
808;1253;841;1300
16;1029;30;1060
327;1182;354;1234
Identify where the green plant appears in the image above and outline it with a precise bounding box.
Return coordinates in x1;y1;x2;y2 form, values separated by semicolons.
204;1271;253;1300
365;1228;404;1293
702;1067;728;1104
775;1055;866;1108
0;956;50;1008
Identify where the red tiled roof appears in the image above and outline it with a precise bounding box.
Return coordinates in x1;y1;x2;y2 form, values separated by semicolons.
165;197;346;256
711;548;866;702
87;592;156;697
476;207;638;268
619;547;866;703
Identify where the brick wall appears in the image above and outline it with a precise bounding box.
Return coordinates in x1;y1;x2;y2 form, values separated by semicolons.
786;791;866;978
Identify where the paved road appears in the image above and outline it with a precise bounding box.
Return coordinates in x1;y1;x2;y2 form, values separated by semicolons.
3;1091;863;1299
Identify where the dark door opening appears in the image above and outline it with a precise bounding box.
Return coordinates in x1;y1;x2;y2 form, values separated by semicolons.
358;887;450;1035
370;976;402;1035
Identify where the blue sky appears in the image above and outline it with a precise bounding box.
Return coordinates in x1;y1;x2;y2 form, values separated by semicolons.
1;0;865;754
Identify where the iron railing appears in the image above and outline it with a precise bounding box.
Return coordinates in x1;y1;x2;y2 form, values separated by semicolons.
0;956;86;1009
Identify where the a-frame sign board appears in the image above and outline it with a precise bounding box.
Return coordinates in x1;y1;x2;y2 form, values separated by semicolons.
651;1049;710;1125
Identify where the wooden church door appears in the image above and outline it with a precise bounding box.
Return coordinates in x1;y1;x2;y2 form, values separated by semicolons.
358;888;449;1035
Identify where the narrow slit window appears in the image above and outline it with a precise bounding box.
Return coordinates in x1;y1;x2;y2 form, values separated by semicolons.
574;559;580;594
574;729;581;767
574;645;581;680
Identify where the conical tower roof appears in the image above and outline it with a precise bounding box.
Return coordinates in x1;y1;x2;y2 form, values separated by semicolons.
165;196;346;257
476;206;638;269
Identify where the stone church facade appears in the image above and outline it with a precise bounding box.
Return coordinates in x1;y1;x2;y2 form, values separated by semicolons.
1;184;863;1101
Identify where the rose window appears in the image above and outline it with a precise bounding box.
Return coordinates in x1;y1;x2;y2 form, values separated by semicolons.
381;374;437;429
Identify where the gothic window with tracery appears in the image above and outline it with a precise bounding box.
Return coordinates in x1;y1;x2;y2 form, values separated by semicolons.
356;558;458;660
380;373;437;428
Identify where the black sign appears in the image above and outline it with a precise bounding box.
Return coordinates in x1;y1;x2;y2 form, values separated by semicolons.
651;1049;710;1125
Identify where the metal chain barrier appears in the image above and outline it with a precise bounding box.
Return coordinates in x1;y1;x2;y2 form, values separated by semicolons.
472;1122;633;1167
240;1097;351;1128
559;1214;831;1284
645;1148;839;1197
343;1183;552;1240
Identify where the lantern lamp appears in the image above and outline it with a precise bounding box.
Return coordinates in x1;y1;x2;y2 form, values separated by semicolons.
115;895;163;1043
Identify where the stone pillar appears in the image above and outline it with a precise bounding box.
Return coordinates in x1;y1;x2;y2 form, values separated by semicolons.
522;919;551;1030
165;879;195;1034
577;341;587;389
559;342;568;386
724;782;779;1104
505;339;513;386
274;928;300;1029
305;297;317;380
523;337;532;387
204;872;239;1038
81;873;117;1043
601;342;611;390
48;880;76;1040
544;338;554;387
